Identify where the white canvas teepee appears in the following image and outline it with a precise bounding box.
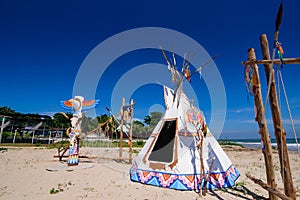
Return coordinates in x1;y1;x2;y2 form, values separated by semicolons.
130;85;239;190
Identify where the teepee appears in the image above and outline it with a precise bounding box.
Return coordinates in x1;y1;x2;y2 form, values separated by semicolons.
130;49;239;190
130;85;239;190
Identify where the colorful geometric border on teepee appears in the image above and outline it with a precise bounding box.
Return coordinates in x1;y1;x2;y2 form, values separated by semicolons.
206;165;240;189
130;161;240;190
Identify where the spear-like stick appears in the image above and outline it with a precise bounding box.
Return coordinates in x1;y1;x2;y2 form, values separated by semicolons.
105;107;121;125
188;54;218;79
160;46;171;69
264;3;284;112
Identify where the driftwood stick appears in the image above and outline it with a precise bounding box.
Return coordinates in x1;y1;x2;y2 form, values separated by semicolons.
246;174;294;200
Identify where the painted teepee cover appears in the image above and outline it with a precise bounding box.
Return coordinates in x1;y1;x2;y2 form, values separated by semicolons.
130;86;239;190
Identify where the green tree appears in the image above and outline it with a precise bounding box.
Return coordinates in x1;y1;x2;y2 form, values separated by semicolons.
143;112;162;127
132;120;145;139
106;117;117;139
81;117;99;133
133;120;144;127
0;106;53;131
52;112;72;129
148;112;162;127
97;114;109;124
143;115;151;125
138;112;163;138
0;106;19;116
96;115;117;138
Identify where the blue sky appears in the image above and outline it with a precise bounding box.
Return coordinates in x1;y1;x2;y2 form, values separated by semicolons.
0;0;300;139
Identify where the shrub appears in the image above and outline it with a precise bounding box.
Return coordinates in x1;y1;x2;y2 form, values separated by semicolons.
136;140;144;146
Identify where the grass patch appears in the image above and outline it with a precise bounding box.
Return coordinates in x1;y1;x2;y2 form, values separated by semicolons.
0;139;146;149
50;188;60;194
0;143;48;147
50;181;73;194
218;140;243;147
0;147;8;152
231;181;248;195
82;140;145;148
48;141;69;149
235;181;245;187
34;143;41;147
132;149;139;154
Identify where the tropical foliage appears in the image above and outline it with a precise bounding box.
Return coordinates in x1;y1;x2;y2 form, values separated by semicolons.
0;106;163;141
0;106;52;129
132;112;162;139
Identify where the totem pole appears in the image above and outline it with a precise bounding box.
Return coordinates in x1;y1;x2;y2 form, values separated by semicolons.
60;96;99;166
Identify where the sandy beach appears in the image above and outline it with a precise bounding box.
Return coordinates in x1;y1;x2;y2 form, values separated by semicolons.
0;146;299;200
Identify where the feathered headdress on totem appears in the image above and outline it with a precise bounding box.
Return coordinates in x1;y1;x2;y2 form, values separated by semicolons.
60;99;100;111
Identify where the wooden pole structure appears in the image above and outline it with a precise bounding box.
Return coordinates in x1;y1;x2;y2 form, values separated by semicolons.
119;98;125;158
129;99;134;164
242;57;300;66
247;48;278;200
260;34;296;199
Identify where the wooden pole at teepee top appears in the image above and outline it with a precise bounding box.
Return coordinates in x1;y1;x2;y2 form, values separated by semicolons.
260;34;296;199
247;48;278;200
129;99;134;164
119;98;125;158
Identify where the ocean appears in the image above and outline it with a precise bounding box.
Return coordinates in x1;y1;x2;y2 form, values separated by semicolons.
219;138;300;152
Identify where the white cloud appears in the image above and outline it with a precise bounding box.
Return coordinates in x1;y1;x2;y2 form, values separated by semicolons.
236;118;300;126
230;107;253;113
238;119;257;124
281;119;300;125
38;111;58;117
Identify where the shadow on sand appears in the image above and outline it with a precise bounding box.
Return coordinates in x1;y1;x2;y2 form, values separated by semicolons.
205;185;267;200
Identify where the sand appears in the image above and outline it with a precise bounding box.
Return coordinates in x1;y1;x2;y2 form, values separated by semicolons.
0;146;299;200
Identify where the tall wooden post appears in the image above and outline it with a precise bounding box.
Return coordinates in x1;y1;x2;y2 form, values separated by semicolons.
260;34;296;199
129;99;134;164
248;48;278;200
119;98;125;158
